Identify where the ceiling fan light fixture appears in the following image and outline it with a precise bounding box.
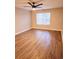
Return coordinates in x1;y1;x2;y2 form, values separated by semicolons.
32;8;36;10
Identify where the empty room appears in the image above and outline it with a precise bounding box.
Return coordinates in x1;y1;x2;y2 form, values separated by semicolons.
15;0;63;59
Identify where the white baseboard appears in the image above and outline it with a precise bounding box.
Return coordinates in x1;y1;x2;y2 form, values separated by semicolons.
51;29;62;31
32;27;62;31
15;28;32;35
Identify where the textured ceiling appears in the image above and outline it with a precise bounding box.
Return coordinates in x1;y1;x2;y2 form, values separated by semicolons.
15;0;63;10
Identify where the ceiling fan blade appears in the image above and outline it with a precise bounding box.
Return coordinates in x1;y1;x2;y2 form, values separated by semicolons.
36;7;41;8
36;3;43;7
28;2;33;6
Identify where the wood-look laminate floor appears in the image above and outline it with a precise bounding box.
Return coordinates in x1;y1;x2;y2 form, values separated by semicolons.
15;29;63;59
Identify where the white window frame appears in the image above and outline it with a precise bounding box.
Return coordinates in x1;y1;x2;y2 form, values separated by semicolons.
36;13;51;25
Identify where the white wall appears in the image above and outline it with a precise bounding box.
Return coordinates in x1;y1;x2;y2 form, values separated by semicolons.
15;7;32;35
15;8;63;35
32;8;63;31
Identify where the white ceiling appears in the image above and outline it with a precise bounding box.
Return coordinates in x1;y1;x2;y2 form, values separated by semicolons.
15;0;63;10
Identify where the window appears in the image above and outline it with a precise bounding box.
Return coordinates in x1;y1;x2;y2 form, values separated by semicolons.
36;13;50;25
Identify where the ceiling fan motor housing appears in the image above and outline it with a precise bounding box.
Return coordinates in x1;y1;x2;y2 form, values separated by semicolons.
32;5;37;8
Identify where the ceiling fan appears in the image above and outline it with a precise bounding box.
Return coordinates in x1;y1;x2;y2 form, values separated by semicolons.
24;0;43;9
